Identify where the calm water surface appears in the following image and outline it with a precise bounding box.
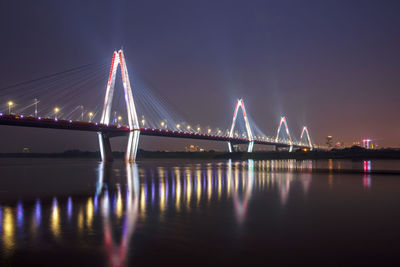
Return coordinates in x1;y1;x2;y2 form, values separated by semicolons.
0;158;400;266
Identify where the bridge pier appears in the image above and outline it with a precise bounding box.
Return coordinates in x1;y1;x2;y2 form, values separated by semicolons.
98;130;141;163
247;141;254;153
228;142;233;153
275;145;294;152
98;132;113;162
228;141;254;153
125;130;140;162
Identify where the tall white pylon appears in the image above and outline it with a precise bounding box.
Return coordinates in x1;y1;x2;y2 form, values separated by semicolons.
98;50;140;162
300;126;313;149
275;116;292;144
275;116;293;151
228;99;254;153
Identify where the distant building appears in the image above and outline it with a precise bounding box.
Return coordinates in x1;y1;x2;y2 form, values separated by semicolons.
22;147;30;153
362;139;373;149
326;136;333;148
185;145;205;152
352;141;361;146
335;141;345;148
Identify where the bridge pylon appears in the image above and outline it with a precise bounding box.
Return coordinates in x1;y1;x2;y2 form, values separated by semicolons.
228;99;254;153
98;50;140;162
300;126;313;150
275;116;293;151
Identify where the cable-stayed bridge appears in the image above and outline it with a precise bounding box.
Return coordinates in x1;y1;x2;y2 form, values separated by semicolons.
0;50;313;162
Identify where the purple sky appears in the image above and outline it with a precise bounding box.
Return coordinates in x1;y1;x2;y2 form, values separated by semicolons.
1;0;400;152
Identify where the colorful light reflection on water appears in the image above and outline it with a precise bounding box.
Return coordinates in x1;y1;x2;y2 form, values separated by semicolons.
0;159;395;266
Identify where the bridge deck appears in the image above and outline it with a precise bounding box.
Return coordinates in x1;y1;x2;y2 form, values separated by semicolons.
0;114;302;148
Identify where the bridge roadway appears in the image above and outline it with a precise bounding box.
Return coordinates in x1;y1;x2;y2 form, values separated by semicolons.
0;114;303;149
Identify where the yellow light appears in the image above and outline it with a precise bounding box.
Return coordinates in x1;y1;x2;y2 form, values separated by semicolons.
161;121;165;127
140;184;146;218
77;208;83;232
160;178;166;213
187;125;191;130
207;168;212;201
7;101;13;107
51;199;60;238
177;124;181;129
218;167;222;199
86;197;93;228
54;107;59;113
196;170;201;205
88;112;94;122
197;127;201;132
175;168;181;211
186;169;192;210
3;207;14;253
118;116;122;121
208;128;211;134
116;187;122;219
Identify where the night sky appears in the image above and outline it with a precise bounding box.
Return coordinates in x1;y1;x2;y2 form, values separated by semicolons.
1;0;400;152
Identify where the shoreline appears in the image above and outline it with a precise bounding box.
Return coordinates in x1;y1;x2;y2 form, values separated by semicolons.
1;148;400;160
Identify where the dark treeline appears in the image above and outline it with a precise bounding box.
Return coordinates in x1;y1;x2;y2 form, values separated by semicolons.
1;146;400;160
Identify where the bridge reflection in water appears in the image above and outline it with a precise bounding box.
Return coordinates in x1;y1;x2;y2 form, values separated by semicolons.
0;160;313;265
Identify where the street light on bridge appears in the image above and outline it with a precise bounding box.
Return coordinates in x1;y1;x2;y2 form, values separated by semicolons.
54;107;60;120
34;99;38;117
141;116;145;127
80;106;84;121
176;124;181;130
88;112;93;122
118;115;122;125
7;101;13;114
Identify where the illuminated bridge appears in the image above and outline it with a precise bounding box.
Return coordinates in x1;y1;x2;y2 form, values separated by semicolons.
0;50;313;162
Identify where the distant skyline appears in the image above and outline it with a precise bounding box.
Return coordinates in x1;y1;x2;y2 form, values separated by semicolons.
1;0;400;152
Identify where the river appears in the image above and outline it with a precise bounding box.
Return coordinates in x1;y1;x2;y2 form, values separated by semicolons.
0;158;399;265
